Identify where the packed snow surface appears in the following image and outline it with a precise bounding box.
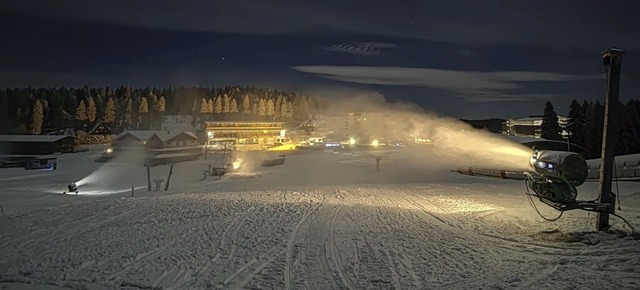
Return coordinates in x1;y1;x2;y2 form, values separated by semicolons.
1;146;639;289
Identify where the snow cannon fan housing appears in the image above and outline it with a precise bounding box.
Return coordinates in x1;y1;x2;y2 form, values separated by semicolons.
529;150;588;186
528;150;588;202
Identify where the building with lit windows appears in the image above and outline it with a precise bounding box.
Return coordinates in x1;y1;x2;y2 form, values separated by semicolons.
204;121;285;150
501;115;569;139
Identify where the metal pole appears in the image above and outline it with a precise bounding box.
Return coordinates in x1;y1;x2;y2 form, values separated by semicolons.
146;165;152;191
164;163;174;191
597;47;624;231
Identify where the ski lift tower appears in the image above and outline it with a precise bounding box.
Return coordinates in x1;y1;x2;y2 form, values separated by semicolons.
597;47;624;231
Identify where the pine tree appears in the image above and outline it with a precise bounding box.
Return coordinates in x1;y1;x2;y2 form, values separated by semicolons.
87;96;97;123
252;103;258;115
214;96;222;113
275;95;283;120
124;98;133;128
617;100;640;155
223;94;230;113
582;101;603;158
192;98;198;114
540;101;562;140
207;98;214;113
296;97;310;120
139;97;149;129
75;100;88;121
286;101;293;119
103;97;116;123
200;97;209;113
139;97;149;113
567;99;585;147
266;99;275;117
280;98;288;121
230;97;239;113
149;93;158;111
30;99;43;134
243;95;251;113
592;101;605;155
156;96;166;112
258;98;267;116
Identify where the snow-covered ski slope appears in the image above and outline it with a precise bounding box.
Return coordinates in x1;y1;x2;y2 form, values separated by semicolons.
1;146;639;289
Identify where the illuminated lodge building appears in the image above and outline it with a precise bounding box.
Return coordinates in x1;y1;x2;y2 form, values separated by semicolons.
501;115;569;139
204;121;285;150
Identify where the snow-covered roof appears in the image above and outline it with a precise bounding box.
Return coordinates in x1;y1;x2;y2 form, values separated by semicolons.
154;131;199;142
115;130;158;141
116;130;199;142
0;135;74;143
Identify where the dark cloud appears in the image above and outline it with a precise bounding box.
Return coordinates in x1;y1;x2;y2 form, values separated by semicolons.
293;65;603;102
2;0;638;48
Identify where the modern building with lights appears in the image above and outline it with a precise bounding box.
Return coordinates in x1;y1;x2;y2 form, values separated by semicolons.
501;115;570;139
203;121;286;150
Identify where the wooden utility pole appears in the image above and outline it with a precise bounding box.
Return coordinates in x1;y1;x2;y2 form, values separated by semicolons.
597;47;624;231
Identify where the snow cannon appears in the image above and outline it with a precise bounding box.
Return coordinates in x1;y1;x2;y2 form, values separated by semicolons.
64;182;79;195
526;150;588;203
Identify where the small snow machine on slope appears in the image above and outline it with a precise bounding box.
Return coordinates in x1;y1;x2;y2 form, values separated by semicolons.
63;183;79;195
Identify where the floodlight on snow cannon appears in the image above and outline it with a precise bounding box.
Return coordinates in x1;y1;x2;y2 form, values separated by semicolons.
524;150;614;216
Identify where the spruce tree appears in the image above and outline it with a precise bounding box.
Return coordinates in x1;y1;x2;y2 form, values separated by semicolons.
567;99;585;147
200;97;208;113
266;99;275;117
214;96;222;113
75;100;88;122
124;98;133;129
243;95;251;113
156;96;166;113
617;100;639;155
223;94;230;113
138;97;149;129
103;97;116;124
258;98;267;116
87;96;97;123
230;97;239;113
30;99;43;134
540;101;562;140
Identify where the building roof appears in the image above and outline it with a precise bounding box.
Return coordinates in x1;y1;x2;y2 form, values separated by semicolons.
115;130;158;141
0;135;74;143
116;130;199;142
88;121;113;135
154;131;199;142
204;120;284;125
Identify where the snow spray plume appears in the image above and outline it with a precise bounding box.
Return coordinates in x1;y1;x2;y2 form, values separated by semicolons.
75;147;148;187
315;91;533;171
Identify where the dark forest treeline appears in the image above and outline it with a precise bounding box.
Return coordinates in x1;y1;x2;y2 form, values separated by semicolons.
541;99;640;158
0;86;321;135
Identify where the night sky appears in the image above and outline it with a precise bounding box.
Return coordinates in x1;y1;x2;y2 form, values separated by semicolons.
2;0;639;119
